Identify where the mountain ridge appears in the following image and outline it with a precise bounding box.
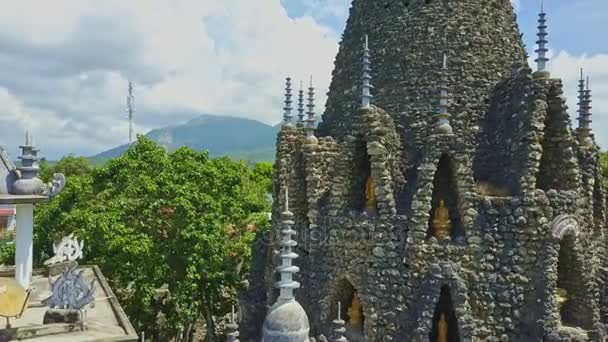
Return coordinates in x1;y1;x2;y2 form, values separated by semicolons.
91;114;279;163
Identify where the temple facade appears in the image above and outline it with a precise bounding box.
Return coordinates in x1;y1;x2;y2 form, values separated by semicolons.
240;0;607;341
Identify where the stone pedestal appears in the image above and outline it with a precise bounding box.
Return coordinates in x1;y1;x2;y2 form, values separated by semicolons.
43;308;81;324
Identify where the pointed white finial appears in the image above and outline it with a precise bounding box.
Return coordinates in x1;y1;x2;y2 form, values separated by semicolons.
333;301;348;342
25;131;30;146
534;1;550;77
436;54;453;134
297;81;305;127
577;71;593;147
283;77;294;127
361;34;373;108
275;184;299;302
226;305;240;342
305;76;317;142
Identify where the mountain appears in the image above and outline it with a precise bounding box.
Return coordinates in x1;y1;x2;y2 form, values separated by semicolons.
91;114;279;163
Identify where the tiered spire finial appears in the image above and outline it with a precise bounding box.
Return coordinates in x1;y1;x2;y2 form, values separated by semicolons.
577;70;593;147
276;186;300;301
127;81;135;144
226;305;240;342
534;1;550;77
297;81;305;127
361;34;373;108
332;302;348;342
305;76;317;141
436;54;453;134
283;77;294;127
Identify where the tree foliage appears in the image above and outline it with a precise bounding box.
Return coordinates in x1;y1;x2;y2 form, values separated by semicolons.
34;137;271;340
600;151;608;190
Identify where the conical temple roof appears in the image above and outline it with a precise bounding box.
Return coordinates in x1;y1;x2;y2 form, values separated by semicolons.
318;0;527;152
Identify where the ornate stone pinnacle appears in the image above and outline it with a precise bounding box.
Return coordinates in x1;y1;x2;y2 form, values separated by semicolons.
333;302;348;342
276;186;300;301
305;76;317;141
534;1;549;76
297;81;305;127
436;54;453;134
283;77;294;127
361;34;373;108
577;70;593;147
226;305;240;342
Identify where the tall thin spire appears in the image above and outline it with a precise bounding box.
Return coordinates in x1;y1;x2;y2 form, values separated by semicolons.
332;302;348;342
127;81;135;144
297;81;305;127
226;305;240;342
283;77;294;127
361;34;373;108
305;76;317;139
534;1;550;77
436;54;453;134
577;72;593;147
276;186;300;301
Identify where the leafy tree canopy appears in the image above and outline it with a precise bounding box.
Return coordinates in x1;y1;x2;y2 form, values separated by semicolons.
34;136;271;340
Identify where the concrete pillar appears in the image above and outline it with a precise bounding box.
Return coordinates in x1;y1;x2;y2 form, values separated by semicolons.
15;203;34;288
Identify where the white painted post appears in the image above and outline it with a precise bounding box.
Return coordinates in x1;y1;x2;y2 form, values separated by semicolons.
15;203;34;288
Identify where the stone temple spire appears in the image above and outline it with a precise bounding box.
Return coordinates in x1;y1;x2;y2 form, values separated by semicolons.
534;1;550;77
436;54;453;134
577;71;593;147
305;76;317;143
262;184;310;341
297;81;305;128
283;77;294;127
361;34;373;108
226;305;240;342
332;302;348;342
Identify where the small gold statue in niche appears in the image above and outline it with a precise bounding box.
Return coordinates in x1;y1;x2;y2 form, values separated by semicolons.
432;199;452;239
437;313;448;342
347;291;363;329
555;288;568;313
365;175;377;215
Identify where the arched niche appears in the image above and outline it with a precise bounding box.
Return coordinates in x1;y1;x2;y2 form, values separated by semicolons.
430;286;461;342
352;140;377;217
556;234;594;329
427;154;463;240
333;278;365;339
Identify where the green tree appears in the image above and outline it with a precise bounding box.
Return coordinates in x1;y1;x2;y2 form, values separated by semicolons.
600;151;608;190
34;136;271;341
39;155;93;182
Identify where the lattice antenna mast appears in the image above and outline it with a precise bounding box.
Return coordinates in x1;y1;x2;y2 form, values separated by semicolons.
127;81;135;143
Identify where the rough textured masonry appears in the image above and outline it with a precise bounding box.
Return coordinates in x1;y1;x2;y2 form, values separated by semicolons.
240;0;607;341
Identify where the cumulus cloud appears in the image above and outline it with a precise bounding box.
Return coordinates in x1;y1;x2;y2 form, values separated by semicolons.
0;0;339;159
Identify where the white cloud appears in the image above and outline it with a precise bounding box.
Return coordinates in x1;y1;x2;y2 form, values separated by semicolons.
0;0;339;158
548;51;608;149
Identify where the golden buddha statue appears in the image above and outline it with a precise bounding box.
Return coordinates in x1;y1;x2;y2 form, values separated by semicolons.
365;175;377;215
555;287;568;312
432;199;452;239
347;292;363;329
437;313;448;342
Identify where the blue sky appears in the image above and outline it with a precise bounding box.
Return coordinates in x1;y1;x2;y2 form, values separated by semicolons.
0;0;605;159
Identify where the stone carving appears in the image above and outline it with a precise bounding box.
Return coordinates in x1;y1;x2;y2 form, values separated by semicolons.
42;265;96;310
432;200;452;239
43;173;67;198
44;234;84;266
551;215;579;239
